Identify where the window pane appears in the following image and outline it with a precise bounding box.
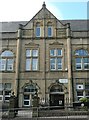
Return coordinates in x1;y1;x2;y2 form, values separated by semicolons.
57;58;62;70
83;58;89;63
24;95;29;100
57;49;62;56
76;64;82;70
5;83;11;90
7;59;14;71
26;50;31;57
24;88;30;92
0;96;3;100
77;91;83;96
32;59;38;70
24;85;36;92
50;49;56;56
85;85;89;89
0;59;6;70
0;91;3;95
1;50;14;57
84;64;89;69
26;59;31;70
76;58;82;70
5;91;11;95
36;27;40;37
48;27;52;37
86;91;89;96
5;97;10;100
0;84;4;90
24;101;29;105
50;58;56;70
76;58;81;63
83;58;89;69
32;50;38;57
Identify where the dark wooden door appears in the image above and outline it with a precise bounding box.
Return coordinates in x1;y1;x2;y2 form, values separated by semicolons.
50;94;64;107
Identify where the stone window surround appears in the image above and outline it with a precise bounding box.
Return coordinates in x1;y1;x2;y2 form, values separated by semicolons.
50;48;63;71
26;49;39;71
0;50;14;72
74;49;89;70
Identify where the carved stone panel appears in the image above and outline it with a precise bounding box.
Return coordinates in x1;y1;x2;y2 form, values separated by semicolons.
57;28;66;37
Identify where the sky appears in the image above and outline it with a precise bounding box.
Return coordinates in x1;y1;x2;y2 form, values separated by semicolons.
0;0;88;22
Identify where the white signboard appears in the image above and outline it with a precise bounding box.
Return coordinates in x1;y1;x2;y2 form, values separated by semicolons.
59;79;68;83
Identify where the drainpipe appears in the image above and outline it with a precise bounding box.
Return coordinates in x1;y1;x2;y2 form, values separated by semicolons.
43;2;47;104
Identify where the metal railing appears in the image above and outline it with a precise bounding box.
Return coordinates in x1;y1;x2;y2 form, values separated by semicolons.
0;106;89;120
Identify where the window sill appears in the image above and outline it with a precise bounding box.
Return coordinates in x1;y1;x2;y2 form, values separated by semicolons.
50;70;64;72
0;71;15;73
25;70;40;72
75;69;89;72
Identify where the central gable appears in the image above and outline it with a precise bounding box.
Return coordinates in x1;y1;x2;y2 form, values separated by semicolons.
23;2;65;30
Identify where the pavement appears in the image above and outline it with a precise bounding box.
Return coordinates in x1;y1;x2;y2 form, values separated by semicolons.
0;117;89;120
0;115;89;120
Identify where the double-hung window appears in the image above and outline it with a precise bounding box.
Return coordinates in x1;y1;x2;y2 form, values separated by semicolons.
0;50;14;71
36;23;40;37
47;22;52;37
26;49;38;71
50;49;62;70
5;83;11;101
48;26;52;37
0;83;11;101
75;49;89;70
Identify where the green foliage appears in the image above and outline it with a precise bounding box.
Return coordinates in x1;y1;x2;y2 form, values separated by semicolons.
79;97;89;102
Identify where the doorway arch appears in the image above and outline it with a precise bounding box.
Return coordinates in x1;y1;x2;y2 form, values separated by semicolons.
49;84;64;107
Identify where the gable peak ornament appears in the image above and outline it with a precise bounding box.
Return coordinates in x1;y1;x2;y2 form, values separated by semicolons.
42;1;46;8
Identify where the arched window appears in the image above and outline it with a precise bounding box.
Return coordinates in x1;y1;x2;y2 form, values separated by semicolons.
75;49;88;56
24;84;37;93
36;23;40;37
23;83;39;106
0;50;14;71
75;49;89;70
47;22;52;37
50;85;63;92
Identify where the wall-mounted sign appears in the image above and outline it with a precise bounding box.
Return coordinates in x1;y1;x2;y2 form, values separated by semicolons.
59;79;68;83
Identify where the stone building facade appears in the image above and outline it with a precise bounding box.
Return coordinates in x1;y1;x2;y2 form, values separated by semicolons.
0;3;89;107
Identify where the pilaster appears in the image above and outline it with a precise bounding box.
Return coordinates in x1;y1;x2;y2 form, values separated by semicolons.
14;24;22;97
66;23;73;105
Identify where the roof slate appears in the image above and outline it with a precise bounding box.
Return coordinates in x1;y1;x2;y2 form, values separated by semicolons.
62;20;88;31
0;20;88;32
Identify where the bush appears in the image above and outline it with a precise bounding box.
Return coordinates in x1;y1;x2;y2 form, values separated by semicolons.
79;97;89;103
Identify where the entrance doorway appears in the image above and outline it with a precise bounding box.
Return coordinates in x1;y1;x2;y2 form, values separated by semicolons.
49;84;64;108
50;94;64;107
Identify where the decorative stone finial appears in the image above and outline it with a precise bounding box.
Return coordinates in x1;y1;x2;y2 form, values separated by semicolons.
42;1;46;8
